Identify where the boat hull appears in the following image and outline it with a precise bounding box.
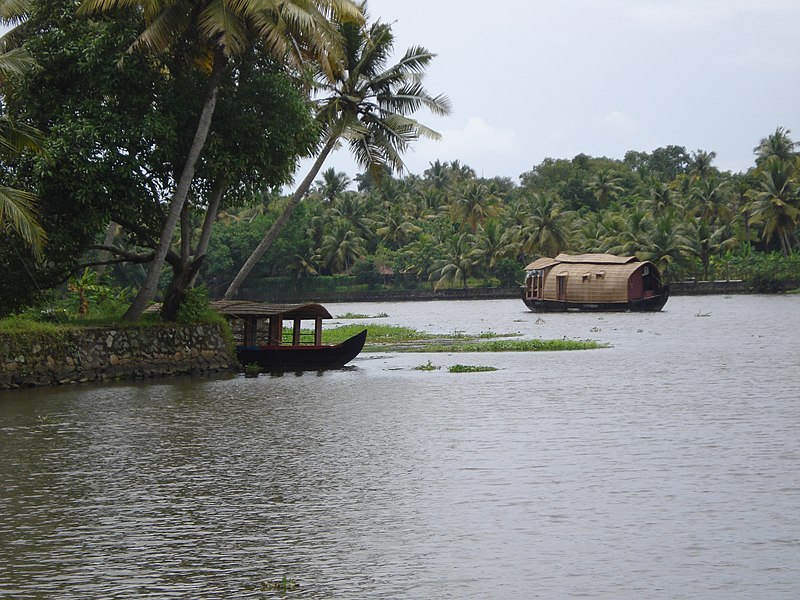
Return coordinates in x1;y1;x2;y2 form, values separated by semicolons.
236;329;367;372
523;286;669;313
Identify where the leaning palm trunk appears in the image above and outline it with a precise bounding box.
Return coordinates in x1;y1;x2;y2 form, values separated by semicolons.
223;135;337;300
123;57;223;321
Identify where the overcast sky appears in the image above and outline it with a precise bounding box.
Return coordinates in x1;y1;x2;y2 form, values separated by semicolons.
307;0;800;184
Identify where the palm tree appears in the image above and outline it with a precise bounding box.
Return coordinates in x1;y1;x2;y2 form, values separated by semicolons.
0;32;48;258
472;218;513;276
688;149;717;181
428;232;475;289
634;212;693;279
754;127;797;165
588;168;624;208
328;190;373;238
78;0;362;320
317;216;365;273
375;205;422;249
688;178;731;226
524;193;569;257
223;12;451;299
600;206;651;257
746;156;800;256
424;159;450;190
314;167;351;202
643;178;682;217
449;181;499;232
686;217;737;280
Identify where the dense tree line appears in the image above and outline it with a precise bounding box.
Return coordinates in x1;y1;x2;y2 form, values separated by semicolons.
197;130;800;295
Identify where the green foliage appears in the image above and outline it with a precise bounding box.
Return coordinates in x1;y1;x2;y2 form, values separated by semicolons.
0;0;319;318
0;0;169;315
65;268;132;317
175;286;210;324
448;364;498;373
243;363;261;377
494;258;523;287
413;360;440;371
352;256;382;288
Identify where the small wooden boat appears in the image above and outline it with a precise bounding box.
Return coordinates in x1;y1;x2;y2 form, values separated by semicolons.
237;329;367;372
522;253;669;312
211;300;366;372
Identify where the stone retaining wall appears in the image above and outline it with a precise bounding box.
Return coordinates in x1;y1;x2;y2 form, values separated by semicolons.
0;324;235;390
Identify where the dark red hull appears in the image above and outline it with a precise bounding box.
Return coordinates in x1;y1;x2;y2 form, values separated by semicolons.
236;329;367;372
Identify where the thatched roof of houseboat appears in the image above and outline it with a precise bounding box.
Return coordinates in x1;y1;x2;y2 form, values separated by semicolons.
554;253;637;265
524;253;638;271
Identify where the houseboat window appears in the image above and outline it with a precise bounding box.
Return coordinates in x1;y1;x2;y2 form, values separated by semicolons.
525;269;544;298
643;266;650;275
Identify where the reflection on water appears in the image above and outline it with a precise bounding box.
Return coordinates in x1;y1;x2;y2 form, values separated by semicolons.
1;295;799;598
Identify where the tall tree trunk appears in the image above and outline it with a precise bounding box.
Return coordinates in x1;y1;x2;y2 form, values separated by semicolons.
160;179;227;321
188;179;226;288
95;221;118;275
223;135;338;300
122;53;225;321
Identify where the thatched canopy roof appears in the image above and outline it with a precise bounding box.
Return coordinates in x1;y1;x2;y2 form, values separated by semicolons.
525;253;638;270
146;301;332;320
209;301;332;320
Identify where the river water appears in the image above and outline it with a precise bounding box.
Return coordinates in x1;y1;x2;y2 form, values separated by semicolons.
1;295;799;599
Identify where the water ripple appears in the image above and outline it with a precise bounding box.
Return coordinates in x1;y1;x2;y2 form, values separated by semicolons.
1;295;799;598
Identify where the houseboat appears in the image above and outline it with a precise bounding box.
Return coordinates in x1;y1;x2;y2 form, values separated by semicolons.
523;253;669;312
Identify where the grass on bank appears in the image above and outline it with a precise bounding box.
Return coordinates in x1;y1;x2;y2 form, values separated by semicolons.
0;288;236;357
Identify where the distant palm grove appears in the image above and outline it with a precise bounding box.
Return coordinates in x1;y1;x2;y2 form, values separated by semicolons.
206;135;800;300
1;1;798;319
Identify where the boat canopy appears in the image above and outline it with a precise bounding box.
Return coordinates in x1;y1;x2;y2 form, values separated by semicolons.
208;300;333;320
524;253;637;271
207;301;332;346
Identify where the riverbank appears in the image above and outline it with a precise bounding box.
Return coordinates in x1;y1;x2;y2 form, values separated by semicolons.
0;323;234;391
3;279;796;391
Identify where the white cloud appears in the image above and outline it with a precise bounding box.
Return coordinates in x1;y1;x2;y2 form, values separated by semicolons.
599;111;639;137
440;117;521;155
404;116;523;175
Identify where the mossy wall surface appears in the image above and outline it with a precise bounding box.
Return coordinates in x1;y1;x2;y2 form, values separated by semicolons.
0;324;235;390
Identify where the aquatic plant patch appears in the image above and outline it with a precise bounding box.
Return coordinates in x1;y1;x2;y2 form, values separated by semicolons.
448;364;498;373
413;360;441;371
261;577;299;592
421;339;606;353
319;324;604;353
